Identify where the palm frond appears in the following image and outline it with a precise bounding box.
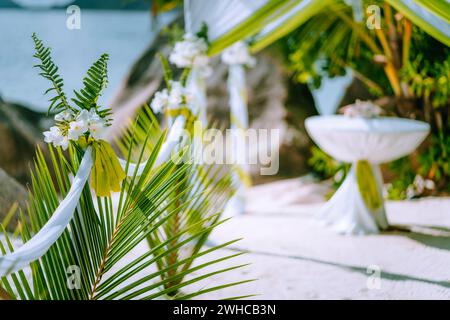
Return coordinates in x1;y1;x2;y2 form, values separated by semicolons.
0;112;248;300
117;106;239;297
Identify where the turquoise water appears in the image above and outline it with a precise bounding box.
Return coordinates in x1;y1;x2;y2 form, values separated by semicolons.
0;9;165;111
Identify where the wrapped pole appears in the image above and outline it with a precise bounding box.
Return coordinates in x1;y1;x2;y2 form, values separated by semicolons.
222;41;255;216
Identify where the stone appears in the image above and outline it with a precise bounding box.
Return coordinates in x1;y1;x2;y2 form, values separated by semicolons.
0;167;27;230
0;98;48;184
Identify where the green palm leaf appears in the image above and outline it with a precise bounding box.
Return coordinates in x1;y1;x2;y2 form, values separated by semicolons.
0;112;249;300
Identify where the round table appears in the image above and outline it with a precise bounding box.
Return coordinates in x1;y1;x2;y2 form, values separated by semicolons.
305;115;430;235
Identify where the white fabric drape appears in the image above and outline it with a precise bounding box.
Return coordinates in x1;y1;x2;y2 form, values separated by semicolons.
306;115;430;235
184;0;268;41
0;116;187;277
223;64;250;217
0;148;93;275
186;70;207;125
185;0;450;53
255;0;314;40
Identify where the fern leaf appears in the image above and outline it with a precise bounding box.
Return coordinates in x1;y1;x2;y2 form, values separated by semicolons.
31;33;72;114
72;53;109;110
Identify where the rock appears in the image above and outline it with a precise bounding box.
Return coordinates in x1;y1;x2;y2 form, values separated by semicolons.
0;98;48;184
0;168;27;230
109;28;317;182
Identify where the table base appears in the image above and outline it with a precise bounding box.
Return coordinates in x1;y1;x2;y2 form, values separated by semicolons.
317;163;389;235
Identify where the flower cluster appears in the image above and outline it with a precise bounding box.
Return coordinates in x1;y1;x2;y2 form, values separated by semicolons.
150;81;192;114
221;41;256;67
340;100;383;118
406;175;435;199
43;109;109;150
169;33;211;76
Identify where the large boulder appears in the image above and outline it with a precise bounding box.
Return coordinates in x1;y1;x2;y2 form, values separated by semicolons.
0;98;48;184
0;168;27;230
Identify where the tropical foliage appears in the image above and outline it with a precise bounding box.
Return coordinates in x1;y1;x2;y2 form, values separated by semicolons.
151;0;449;196
275;1;449;195
0;35;250;300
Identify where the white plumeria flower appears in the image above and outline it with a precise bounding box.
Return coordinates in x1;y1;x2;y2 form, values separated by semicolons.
77;109;91;122
43;126;61;144
54;110;74;122
221;41;256;67
43;126;69;150
88;109;103;123
56;136;70;150
43;126;63;145
89;121;107;140
150;81;193;113
167;81;185;109
151;89;169;114
169;33;210;74
68;120;88;141
193;55;213;77
342;100;383;118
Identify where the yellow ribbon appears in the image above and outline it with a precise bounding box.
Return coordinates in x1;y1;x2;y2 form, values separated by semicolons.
91;140;126;197
356;160;382;211
165;107;197;134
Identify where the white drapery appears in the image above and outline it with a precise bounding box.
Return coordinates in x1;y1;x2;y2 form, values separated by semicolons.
186;70;208;125
306;115;430;235
184;0;268;41
0;115;187;277
184;0;450;54
0;148;93;275
223;64;251;216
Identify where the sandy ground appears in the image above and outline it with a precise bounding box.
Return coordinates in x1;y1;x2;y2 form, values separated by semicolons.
2;178;449;300
188;178;450;300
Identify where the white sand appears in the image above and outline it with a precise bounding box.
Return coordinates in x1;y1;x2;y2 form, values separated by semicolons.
190;178;450;299
2;177;449;300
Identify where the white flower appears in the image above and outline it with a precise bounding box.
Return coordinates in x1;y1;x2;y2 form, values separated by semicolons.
87;109;106;124
341;100;383;118
151;90;169;114
193;55;213;77
167;81;185;108
72;109;109;140
406;185;416;199
77;109;90;122
89;121;107;140
413;175;435;194
424;179;435;190
169;33;210;74
68;120;88;141
151;81;192;113
43;126;69;150
221;41;256;67
54;110;74;122
56;136;69;150
43;126;62;144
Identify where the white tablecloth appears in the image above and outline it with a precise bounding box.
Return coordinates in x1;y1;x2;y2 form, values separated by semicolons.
306;115;430;235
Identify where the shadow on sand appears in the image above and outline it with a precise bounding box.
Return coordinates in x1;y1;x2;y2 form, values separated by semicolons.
220;224;450;290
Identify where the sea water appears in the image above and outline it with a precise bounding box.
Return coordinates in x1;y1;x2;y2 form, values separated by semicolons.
0;8;162;112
